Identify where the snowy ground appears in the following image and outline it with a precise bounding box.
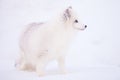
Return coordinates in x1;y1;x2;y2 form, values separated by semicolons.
1;64;120;80
0;0;120;80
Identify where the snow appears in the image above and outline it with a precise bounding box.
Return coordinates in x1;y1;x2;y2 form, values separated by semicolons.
0;0;120;80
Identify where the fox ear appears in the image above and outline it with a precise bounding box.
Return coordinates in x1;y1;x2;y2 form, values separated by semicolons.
68;6;72;9
63;7;72;21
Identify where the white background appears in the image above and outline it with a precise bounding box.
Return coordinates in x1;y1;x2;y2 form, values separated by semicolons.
0;0;120;80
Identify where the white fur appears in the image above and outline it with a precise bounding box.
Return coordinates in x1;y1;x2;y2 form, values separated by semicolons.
16;7;86;76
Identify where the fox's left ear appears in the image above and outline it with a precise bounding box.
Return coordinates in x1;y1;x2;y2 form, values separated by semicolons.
63;6;72;21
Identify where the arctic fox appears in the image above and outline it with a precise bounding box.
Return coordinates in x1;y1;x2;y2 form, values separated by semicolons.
16;6;87;76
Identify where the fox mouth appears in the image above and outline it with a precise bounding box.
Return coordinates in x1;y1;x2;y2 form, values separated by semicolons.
78;28;85;30
76;25;87;30
74;27;85;30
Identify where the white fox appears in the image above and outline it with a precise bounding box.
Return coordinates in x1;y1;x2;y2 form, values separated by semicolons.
15;6;87;76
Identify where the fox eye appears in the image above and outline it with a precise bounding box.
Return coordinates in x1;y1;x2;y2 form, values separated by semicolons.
74;20;78;23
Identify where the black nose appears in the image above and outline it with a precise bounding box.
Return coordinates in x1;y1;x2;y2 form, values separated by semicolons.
85;25;87;28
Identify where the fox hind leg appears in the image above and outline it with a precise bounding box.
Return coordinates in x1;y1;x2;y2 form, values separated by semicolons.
15;50;28;70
